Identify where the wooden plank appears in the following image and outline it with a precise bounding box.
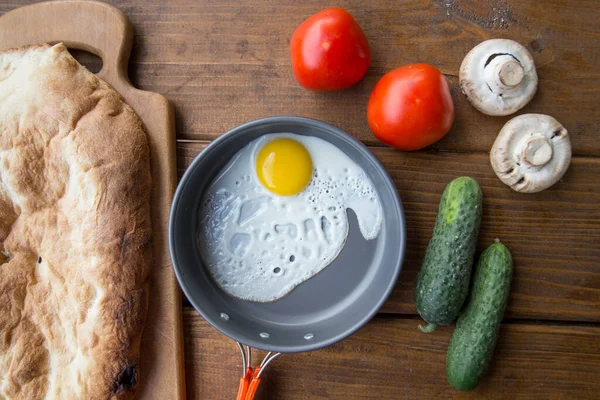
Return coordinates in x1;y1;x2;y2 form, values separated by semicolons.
183;308;600;399
178;142;600;322
2;0;592;154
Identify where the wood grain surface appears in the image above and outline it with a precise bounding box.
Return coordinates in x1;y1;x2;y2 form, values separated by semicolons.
184;309;600;400
9;0;592;155
1;0;598;399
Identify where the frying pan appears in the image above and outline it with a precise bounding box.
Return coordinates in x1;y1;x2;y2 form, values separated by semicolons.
169;116;405;398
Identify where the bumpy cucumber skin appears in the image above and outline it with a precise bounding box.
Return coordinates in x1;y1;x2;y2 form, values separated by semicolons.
415;176;483;328
446;242;513;391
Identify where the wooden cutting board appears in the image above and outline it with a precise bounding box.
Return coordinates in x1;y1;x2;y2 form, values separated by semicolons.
0;1;185;399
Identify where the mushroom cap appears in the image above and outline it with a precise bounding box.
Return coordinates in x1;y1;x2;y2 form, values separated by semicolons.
460;39;538;116
490;114;571;193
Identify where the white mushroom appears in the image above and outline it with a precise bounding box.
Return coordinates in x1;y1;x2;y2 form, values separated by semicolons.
460;39;538;116
490;114;571;193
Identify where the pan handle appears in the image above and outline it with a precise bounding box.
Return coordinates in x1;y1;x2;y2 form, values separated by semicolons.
0;0;132;82
244;375;261;400
235;343;281;400
236;367;253;400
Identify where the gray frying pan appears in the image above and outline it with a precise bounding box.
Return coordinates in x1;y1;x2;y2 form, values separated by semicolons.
169;116;405;398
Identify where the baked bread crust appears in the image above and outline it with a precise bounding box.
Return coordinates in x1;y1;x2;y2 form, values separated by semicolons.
0;43;152;399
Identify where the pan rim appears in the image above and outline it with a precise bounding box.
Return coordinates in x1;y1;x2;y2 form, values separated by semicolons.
169;116;406;353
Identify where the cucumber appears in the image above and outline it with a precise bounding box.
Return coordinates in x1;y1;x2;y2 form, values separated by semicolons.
415;176;482;332
446;242;513;391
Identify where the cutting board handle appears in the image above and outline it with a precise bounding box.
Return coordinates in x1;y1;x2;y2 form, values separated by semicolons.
0;0;132;82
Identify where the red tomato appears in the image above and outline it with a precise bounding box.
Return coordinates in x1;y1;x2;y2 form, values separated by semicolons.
367;64;455;151
290;8;370;91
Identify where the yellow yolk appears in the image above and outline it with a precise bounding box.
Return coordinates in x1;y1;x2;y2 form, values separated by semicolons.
256;138;313;196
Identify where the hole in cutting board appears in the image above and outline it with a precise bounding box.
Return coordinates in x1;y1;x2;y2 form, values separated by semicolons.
68;49;103;74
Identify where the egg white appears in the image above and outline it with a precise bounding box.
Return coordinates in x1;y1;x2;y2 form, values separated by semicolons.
198;133;383;302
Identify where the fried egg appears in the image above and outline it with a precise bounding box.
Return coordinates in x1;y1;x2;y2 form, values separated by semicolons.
198;133;383;302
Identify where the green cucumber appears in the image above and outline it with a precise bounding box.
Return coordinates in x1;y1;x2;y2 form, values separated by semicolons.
446;242;513;391
415;176;482;332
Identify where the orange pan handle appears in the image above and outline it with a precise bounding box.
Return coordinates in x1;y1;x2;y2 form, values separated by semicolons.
235;346;280;400
244;376;262;400
236;376;248;400
236;367;253;400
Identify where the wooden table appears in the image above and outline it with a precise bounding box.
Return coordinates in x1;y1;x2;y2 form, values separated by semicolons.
3;0;599;398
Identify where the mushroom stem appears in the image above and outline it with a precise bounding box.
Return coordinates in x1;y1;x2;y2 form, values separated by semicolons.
498;60;524;88
485;55;525;91
520;135;553;167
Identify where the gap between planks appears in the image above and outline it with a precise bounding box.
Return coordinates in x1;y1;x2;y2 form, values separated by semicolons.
176;139;600;160
181;304;600;328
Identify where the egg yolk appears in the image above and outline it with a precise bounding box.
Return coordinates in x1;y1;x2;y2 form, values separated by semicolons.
256;138;313;196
